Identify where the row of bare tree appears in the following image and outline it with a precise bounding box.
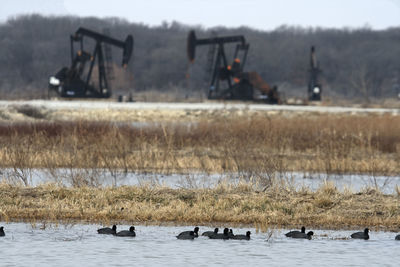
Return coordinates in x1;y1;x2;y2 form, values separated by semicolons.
0;15;399;100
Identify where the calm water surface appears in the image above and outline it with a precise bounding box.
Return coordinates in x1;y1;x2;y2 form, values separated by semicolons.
2;169;399;194
1;222;399;266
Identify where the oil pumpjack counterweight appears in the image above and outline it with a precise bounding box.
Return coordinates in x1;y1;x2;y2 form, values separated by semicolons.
49;27;133;98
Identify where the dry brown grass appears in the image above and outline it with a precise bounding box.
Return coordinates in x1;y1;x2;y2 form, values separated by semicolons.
1;112;397;230
0;182;399;231
0;113;399;181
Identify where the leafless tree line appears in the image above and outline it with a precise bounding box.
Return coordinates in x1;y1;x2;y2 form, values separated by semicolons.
0;15;399;100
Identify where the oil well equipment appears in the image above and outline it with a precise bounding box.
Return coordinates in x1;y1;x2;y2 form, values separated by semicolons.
187;30;280;103
308;46;322;101
48;27;133;98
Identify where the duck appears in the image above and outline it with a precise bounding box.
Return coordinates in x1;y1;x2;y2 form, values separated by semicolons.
177;227;199;238
351;228;369;240
290;231;314;240
116;226;136;237
202;228;218;237
395;234;400;240
228;229;235;238
285;226;306;237
177;231;195;240
0;226;5;237
231;231;251;240
97;225;117;235
209;228;229;239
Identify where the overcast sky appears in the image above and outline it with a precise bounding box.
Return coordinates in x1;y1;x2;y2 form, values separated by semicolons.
1;0;399;30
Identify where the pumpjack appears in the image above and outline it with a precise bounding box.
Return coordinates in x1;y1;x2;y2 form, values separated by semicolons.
48;27;133;98
187;30;279;103
308;46;322;101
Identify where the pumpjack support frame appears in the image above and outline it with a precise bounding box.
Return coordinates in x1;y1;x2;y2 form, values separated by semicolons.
308;46;322;101
49;27;133;98
187;30;251;100
187;30;279;103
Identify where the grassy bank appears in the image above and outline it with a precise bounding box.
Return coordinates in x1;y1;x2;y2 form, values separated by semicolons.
0;182;399;231
0;113;399;186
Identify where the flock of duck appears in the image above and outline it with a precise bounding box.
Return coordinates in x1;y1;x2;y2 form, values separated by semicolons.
174;227;389;241
176;227;251;240
95;225;251;240
97;225;136;236
94;225;251;240
1;225;400;241
282;227;396;240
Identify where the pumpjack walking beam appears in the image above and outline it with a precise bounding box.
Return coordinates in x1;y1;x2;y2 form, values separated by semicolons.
74;28;133;67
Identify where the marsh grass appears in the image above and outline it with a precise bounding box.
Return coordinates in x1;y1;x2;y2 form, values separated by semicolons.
0;113;398;230
0;114;399;186
0;182;399;231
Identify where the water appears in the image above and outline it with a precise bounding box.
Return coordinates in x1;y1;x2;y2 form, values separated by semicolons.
1;169;400;194
1;222;399;266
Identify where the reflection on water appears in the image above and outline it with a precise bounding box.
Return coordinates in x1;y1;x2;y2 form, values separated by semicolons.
1;222;399;267
1;169;400;194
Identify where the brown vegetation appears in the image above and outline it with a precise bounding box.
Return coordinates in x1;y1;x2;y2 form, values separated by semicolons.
0;113;399;185
1;112;399;229
0;182;399;230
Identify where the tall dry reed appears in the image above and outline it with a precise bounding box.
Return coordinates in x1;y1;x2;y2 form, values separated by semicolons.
0;114;398;185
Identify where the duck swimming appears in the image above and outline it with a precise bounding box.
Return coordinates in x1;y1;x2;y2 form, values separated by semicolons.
177;227;199;238
209;228;229;239
228;229;235;238
177;231;195;240
351;228;369;240
116;226;136;237
97;225;117;235
231;231;251;240
202;228;218;237
290;231;314;240
285;226;306;237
